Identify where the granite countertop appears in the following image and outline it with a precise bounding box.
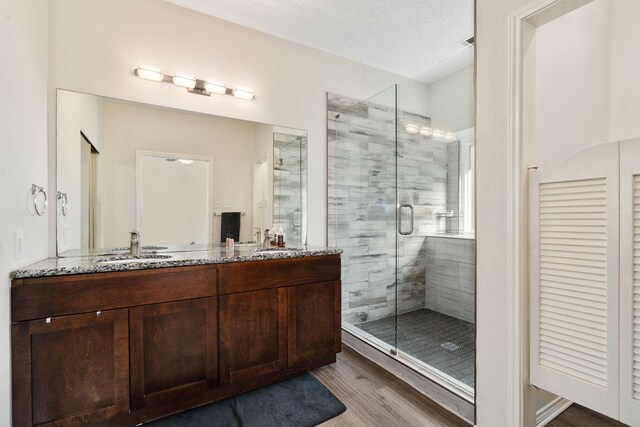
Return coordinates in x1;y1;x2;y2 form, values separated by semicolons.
10;245;343;280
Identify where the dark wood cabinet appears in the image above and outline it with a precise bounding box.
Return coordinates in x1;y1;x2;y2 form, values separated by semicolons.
11;309;129;426
287;281;342;369
219;288;288;385
11;255;341;426
129;297;218;409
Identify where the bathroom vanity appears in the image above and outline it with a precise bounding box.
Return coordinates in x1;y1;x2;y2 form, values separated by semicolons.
10;248;341;426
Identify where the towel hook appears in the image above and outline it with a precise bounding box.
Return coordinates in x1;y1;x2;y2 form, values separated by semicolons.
57;191;68;216
31;184;47;216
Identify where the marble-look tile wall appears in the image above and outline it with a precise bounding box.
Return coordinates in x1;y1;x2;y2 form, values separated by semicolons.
425;236;475;323
273;133;306;245
446;142;461;234
327;92;448;324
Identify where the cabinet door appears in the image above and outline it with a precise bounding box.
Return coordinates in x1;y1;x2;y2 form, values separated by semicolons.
129;297;218;409
11;309;129;426
288;281;341;368
219;288;287;384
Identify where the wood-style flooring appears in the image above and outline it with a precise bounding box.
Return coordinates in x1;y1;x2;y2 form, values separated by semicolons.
312;347;471;427
312;347;629;427
547;404;628;427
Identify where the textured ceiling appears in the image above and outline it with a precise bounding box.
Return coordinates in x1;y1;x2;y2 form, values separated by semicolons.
165;0;474;82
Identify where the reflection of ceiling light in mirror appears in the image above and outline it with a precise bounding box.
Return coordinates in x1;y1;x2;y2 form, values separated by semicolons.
445;132;456;141
178;159;194;165
135;66;164;82
232;87;255;101
205;81;227;95
419;127;433;137
432;130;445;139
173;73;197;89
405;124;419;134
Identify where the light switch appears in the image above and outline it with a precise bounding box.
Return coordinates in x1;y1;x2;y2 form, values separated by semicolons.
15;230;24;259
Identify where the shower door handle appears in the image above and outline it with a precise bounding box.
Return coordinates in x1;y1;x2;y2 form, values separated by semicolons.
398;204;414;235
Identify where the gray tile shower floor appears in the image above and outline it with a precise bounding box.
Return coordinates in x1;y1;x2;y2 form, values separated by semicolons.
356;308;475;388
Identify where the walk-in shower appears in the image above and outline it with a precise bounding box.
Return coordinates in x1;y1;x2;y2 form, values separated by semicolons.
327;79;475;404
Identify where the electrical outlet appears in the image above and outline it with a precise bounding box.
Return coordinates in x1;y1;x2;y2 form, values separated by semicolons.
15;230;24;259
215;200;220;208
224;200;230;208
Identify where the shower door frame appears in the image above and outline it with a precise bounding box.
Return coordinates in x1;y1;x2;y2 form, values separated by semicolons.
328;86;475;406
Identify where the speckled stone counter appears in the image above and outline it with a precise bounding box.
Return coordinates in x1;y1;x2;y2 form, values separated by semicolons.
10;245;342;279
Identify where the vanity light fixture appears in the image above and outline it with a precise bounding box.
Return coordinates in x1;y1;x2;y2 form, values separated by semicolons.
173;73;197;89
205;81;227;95
405;124;420;134
232;87;255;101
133;65;255;101
432;130;445;139
419;127;433;137
134;66;164;82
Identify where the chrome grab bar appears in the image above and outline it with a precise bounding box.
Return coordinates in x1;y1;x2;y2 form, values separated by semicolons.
398;204;414;235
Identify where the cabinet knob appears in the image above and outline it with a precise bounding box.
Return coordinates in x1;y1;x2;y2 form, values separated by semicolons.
45;317;51;324
96;311;102;317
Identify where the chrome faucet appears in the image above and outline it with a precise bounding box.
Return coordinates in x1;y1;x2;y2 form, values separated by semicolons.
262;229;272;248
130;230;141;256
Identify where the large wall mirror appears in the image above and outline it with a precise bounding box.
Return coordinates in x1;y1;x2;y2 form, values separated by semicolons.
56;89;307;256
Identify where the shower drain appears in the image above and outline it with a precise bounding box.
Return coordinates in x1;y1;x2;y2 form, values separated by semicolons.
441;342;461;351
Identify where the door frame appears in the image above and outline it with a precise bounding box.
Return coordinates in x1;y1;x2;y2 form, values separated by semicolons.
506;0;594;425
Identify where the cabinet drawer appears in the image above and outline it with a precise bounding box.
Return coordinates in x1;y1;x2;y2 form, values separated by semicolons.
12;265;218;322
218;255;340;294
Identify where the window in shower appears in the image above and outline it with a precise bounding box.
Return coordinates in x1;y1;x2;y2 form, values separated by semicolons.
328;65;475;403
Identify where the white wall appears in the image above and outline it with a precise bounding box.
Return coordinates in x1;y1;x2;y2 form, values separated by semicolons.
609;0;640;142
0;0;49;425
56;90;103;252
476;0;530;424
428;65;475;133
101;99;256;246
533;0;611;168
47;0;432;251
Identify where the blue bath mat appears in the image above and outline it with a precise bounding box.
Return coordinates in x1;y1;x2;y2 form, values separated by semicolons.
147;373;346;427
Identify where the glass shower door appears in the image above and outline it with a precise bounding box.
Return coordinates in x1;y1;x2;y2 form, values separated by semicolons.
395;81;476;399
328;85;399;355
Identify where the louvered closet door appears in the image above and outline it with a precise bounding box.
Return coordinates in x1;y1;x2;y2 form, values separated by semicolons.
530;141;619;419
619;138;640;426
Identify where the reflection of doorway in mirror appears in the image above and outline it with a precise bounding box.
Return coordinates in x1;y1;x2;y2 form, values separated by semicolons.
136;151;212;246
253;159;270;233
80;132;99;249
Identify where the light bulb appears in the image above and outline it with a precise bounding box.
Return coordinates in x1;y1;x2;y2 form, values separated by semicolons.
432;130;445;139
135;66;164;82
173;73;196;89
419;127;433;137
405;124;420;134
232;87;255;100
205;81;227;95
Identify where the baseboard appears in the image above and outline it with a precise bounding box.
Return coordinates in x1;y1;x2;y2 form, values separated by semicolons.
536;396;573;427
